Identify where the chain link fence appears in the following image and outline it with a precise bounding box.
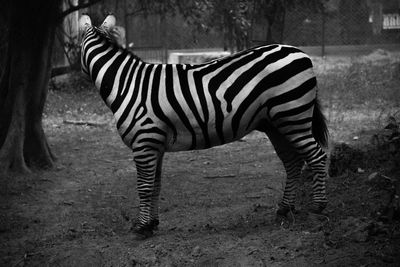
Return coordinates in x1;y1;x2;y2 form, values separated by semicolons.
124;0;399;62
51;0;400;66
281;0;399;46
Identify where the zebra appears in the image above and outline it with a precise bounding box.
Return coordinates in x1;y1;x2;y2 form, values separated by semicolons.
79;15;329;240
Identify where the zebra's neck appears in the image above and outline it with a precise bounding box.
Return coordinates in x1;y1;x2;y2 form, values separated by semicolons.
82;28;142;107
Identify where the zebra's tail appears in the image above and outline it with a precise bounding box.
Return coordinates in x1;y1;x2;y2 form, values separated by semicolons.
312;99;329;148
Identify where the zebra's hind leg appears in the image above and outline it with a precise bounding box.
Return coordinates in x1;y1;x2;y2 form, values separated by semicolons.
284;132;328;214
131;150;164;240
276;152;304;217
261;124;304;217
304;154;328;214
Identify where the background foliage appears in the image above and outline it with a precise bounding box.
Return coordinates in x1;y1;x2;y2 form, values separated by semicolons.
83;0;399;50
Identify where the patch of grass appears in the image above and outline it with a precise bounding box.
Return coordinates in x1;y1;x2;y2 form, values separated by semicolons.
315;53;400;142
45;72;112;128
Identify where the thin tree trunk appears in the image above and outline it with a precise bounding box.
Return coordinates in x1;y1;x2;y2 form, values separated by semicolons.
247;0;257;48
266;23;273;44
124;0;130;46
279;8;286;43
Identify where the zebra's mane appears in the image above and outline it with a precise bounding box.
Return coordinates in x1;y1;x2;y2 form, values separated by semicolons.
92;26;142;61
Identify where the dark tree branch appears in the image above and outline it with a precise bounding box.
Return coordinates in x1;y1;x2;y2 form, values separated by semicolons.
60;0;103;18
126;7;147;17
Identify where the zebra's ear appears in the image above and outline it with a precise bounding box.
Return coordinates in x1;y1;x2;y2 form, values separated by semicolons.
101;15;116;31
79;15;92;32
110;26;126;48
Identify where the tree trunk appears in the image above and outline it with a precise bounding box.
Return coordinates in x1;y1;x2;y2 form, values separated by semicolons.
0;0;60;173
265;11;277;45
264;1;285;45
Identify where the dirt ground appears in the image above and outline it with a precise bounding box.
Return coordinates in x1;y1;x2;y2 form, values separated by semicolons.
1;86;400;266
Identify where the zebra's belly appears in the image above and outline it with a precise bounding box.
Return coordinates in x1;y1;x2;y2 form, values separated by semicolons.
164;103;266;152
164;123;257;152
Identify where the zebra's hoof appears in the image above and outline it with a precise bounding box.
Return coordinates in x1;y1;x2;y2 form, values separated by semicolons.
131;221;158;240
150;219;159;231
308;203;327;214
275;213;292;227
276;206;296;225
131;226;154;240
132;229;153;240
276;205;296;216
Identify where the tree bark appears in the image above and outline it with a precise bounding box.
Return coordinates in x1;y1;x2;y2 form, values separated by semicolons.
0;0;60;173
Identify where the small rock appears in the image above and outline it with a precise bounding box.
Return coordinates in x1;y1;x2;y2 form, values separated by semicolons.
294;238;303;250
350;229;368;242
367;172;380;183
56;165;65;171
63;201;74;206
357;167;365;173
247;247;259;255
130;258;138;267
367;172;379;183
191;246;202;257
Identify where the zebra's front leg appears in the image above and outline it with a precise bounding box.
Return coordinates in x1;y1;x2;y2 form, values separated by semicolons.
149;153;164;231
131;150;164;240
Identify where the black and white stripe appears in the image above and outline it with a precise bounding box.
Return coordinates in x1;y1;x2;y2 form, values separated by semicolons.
80;16;329;238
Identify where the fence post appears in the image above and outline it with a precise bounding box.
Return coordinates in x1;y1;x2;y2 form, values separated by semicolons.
163;47;168;64
160;12;167;63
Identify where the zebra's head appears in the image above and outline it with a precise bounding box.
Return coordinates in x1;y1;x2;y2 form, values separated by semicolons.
78;15;127;77
79;14;126;47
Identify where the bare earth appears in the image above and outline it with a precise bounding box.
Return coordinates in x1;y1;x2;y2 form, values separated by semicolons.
1;88;399;266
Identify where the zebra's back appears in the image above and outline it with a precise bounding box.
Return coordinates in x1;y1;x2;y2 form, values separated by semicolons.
123;44;317;152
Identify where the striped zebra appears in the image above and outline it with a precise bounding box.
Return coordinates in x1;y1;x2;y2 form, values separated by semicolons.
79;15;329;239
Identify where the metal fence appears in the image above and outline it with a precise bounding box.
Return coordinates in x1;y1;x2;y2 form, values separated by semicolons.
280;0;399;47
51;0;400;67
124;0;399;62
130;46;168;64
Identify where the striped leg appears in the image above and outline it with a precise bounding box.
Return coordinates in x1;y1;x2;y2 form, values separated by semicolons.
149;153;164;230
268;98;329;213
277;152;304;215
306;150;328;213
262;125;304;215
132;149;163;239
286;134;328;213
262;117;328;214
